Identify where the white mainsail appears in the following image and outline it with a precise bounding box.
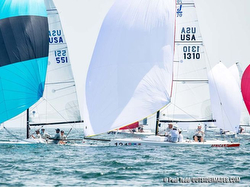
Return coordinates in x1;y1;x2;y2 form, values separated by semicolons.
29;0;81;124
160;0;212;123
208;62;242;132
84;0;175;136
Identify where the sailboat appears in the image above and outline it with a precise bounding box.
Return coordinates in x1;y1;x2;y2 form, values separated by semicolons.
208;62;242;138
203;62;243;134
83;0;240;147
0;0;49;143
27;0;83;141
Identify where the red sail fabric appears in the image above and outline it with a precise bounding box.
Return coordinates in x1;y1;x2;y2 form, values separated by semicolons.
241;65;250;114
119;122;139;130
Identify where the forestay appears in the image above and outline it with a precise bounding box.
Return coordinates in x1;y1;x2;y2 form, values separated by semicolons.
0;0;49;123
161;0;212;122
84;0;175;136
29;0;81;124
208;63;242;132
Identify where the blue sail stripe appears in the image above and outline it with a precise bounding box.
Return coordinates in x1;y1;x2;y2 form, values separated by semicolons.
0;0;47;20
0;57;48;123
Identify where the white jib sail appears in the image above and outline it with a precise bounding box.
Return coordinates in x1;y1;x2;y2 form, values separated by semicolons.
29;0;81;123
84;0;175;136
208;62;242;132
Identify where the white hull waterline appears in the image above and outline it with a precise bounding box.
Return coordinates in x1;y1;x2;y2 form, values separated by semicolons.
109;136;240;147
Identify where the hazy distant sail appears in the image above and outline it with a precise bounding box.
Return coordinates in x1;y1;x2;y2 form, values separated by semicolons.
229;63;241;88
0;0;49;123
208;63;242;132
29;0;81;123
84;0;175;136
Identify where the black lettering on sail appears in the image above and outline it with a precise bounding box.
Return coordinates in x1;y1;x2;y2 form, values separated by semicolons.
180;27;197;41
191;27;196;33
181;27;185;33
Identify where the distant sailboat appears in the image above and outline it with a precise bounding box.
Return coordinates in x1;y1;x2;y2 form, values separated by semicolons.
0;0;49;140
83;0;239;147
208;62;242;134
229;63;250;132
27;0;83;139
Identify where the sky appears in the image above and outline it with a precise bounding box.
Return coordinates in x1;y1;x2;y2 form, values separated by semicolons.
5;0;250;128
53;0;250;103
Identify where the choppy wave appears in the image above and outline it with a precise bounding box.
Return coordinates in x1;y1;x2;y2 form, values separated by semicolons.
0;128;249;186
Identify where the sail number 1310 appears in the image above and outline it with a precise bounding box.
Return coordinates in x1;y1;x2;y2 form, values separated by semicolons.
183;46;200;60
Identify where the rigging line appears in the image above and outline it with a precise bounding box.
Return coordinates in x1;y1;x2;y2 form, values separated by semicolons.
172;84;207;94
44;91;77;101
65;128;72;138
167;102;200;121
3;126;23;141
29;125;44;137
176;67;207;77
34;96;78;123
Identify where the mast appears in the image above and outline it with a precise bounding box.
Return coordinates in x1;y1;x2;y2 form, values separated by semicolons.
26;109;30;139
155;111;160;136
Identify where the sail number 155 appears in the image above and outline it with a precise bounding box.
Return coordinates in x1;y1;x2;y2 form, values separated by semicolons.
183;46;200;60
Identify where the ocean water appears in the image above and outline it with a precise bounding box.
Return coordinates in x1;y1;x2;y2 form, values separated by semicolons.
0;128;249;186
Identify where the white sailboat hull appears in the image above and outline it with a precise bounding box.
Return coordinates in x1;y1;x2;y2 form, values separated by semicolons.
110;136;240;147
